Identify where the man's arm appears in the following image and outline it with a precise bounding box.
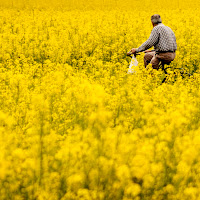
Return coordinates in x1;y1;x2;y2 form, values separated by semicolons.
135;28;159;53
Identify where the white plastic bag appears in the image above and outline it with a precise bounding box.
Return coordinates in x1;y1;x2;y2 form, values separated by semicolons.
127;54;138;74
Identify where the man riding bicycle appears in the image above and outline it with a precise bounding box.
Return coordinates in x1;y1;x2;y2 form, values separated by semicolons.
127;14;177;69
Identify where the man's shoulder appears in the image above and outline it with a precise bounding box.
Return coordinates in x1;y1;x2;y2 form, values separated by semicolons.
153;24;173;32
152;23;164;31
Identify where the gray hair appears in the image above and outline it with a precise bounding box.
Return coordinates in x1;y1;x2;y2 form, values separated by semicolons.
151;14;162;24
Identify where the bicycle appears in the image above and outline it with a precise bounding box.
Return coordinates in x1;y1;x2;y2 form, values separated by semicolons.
127;50;191;83
159;60;191;83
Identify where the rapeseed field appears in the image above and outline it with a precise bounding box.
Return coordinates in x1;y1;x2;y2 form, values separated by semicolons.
0;0;200;199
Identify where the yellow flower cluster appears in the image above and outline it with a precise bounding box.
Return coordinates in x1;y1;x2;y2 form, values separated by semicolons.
0;0;199;10
0;1;200;200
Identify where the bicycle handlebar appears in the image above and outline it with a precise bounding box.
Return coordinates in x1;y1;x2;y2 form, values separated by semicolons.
127;49;155;57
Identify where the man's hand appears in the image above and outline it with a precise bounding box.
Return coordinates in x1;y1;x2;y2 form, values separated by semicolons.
127;48;137;56
130;48;136;54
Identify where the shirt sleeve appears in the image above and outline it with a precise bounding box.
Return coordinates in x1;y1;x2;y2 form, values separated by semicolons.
135;27;159;53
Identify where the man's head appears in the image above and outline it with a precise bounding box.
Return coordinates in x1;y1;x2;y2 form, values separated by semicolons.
151;14;162;26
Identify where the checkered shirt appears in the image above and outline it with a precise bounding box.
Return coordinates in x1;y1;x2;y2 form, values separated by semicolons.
136;23;177;53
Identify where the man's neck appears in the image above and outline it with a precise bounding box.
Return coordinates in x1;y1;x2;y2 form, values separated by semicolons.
153;23;162;27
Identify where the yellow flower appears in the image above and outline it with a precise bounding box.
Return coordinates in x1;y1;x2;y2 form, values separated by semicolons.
124;183;141;198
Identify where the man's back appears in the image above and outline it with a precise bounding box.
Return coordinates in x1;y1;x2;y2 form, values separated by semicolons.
153;23;177;52
135;23;177;53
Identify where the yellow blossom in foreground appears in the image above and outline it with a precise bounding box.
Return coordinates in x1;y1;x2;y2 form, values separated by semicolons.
0;2;200;200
